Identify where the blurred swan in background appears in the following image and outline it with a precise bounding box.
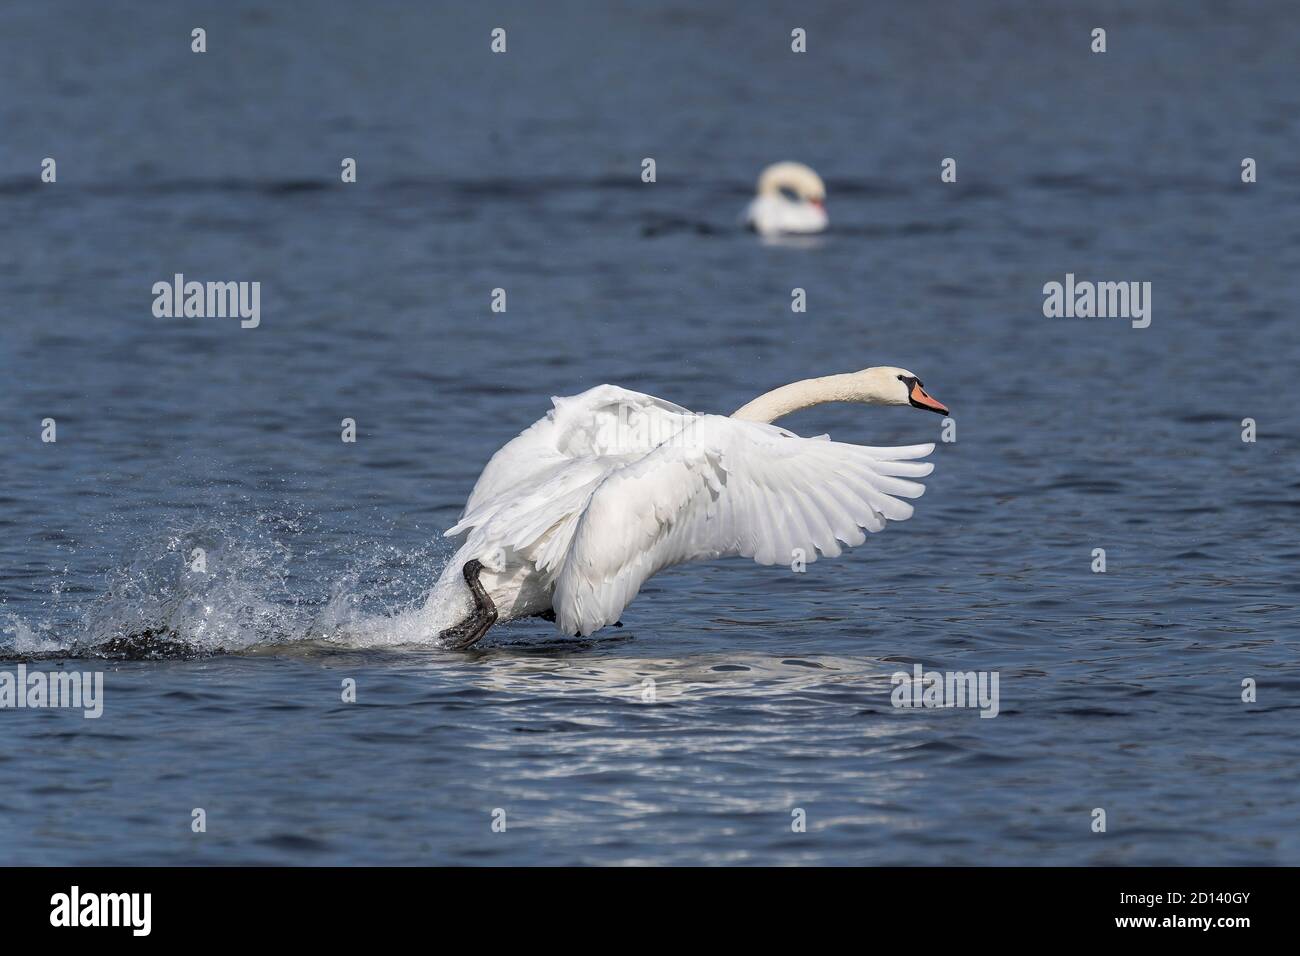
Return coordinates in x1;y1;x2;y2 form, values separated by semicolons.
422;367;950;649
745;162;829;237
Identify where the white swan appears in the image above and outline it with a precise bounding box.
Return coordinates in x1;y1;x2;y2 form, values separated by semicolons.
422;367;949;649
745;162;829;237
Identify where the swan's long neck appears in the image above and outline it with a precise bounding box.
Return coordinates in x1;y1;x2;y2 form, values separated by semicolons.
731;374;861;424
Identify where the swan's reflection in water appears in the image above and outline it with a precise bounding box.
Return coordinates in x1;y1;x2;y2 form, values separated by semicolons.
246;630;1000;860
757;234;827;250
432;643;950;849
462;643;899;705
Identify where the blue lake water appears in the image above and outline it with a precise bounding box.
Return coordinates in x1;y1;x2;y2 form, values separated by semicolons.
1;0;1297;865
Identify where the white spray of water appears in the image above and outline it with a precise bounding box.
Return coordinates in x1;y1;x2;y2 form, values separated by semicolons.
1;513;469;658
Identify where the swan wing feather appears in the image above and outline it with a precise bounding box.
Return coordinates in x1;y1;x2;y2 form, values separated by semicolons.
457;384;695;522
553;415;934;635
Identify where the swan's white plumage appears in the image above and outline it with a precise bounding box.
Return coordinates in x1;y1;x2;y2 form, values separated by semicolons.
745;194;829;237
551;415;932;635
457;384;695;519
745;161;829;237
437;384;935;637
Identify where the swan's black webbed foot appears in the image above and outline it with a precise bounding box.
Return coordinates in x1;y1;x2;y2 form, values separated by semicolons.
438;559;498;651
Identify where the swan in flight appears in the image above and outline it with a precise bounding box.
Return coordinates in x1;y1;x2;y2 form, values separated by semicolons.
423;368;950;649
745;162;829;237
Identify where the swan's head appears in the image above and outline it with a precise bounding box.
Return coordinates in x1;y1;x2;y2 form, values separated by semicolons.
757;162;827;207
851;367;950;415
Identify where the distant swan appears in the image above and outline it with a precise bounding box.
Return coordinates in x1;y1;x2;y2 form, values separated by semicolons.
424;368;949;649
745;162;828;237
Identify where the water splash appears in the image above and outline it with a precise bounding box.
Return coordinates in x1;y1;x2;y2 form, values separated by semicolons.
1;511;462;660
0;611;65;658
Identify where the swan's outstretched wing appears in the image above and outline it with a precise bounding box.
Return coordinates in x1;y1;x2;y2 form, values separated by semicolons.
458;384;696;521
553;415;935;636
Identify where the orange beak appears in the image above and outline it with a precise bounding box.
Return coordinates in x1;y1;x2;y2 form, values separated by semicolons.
909;381;949;416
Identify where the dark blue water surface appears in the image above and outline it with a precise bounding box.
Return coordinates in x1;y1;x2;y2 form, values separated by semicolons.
2;1;1298;865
